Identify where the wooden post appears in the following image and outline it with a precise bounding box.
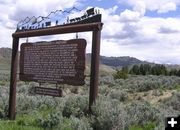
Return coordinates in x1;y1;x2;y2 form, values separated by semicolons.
89;25;102;111
8;37;19;120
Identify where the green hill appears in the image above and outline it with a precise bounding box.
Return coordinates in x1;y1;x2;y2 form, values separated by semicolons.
0;48;116;75
86;53;148;67
0;48;11;74
1;48;180;76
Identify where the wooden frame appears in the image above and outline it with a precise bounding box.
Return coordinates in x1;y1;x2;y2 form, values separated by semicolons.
8;22;103;120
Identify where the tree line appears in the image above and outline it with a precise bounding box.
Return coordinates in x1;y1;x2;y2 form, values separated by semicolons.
114;64;180;79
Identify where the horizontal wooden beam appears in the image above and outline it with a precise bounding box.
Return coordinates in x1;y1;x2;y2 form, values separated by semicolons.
12;22;103;38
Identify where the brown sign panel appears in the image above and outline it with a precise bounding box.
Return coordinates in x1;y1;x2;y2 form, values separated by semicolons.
34;87;62;97
20;39;86;86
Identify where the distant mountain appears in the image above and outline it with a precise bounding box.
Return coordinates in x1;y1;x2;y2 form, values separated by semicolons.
86;53;148;67
100;56;148;67
0;48;116;75
0;48;163;68
1;48;180;74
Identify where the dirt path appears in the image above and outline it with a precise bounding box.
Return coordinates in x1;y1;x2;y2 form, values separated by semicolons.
129;90;176;104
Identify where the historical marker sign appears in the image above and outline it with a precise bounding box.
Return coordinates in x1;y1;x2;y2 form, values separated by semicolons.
34;87;62;97
9;8;102;119
19;39;86;86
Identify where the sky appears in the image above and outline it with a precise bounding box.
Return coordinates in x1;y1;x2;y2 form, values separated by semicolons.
0;0;180;64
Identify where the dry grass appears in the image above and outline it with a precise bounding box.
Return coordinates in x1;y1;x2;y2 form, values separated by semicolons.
129;89;177;104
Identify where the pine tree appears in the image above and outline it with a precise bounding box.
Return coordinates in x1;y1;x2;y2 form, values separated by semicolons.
130;65;139;75
114;66;129;79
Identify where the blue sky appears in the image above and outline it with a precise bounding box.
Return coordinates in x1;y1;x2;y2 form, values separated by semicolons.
0;0;180;64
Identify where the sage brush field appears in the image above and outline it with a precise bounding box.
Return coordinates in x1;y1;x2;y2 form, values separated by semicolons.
0;74;180;130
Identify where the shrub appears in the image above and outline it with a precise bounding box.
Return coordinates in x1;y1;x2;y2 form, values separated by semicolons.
99;75;115;85
91;96;128;130
62;95;88;118
0;108;5;119
114;69;128;79
0;87;8;119
16;114;36;126
143;121;156;130
16;94;64;115
0;121;43;130
16;95;42;114
0;80;6;86
36;112;63;129
98;85;110;96
108;89;128;102
129;125;143;130
70;116;93;130
17;84;30;94
118;75;180;92
125;101;161;127
129;122;155;130
152;89;163;96
0;73;10;81
162;92;180;112
59;118;74;130
60;116;93;130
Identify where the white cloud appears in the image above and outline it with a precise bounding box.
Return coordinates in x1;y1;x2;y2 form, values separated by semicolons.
120;9;141;22
100;5;180;64
133;1;146;16
0;26;14;47
9;0;80;21
1;1;180;64
0;0;82;47
158;2;176;13
118;0;179;13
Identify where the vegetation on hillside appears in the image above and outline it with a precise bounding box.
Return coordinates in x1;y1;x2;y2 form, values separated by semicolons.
129;64;180;76
0;48;180;129
0;73;180;130
114;64;180;80
114;66;129;79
